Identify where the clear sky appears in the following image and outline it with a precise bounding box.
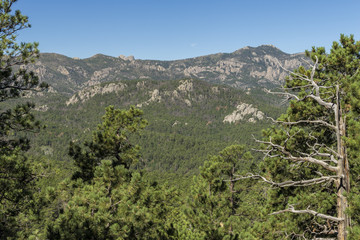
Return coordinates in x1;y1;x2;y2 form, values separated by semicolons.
14;0;360;60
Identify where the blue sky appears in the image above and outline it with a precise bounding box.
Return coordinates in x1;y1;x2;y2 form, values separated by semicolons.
15;0;360;60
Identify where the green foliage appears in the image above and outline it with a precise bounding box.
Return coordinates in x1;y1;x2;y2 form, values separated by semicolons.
7;3;360;240
47;162;179;240
0;148;34;237
24;78;276;177
0;0;48;238
184;145;264;239
256;35;360;239
47;106;179;239
11;155;64;240
69;105;147;182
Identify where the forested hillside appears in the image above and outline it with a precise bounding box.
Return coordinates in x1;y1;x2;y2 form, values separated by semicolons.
23;79;282;177
2;1;360;239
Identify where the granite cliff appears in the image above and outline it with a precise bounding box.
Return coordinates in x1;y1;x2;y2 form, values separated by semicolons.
29;45;305;94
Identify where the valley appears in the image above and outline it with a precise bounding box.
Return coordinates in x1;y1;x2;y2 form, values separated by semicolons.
23;46;297;179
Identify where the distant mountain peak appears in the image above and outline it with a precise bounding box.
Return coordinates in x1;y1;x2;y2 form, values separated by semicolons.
233;44;283;54
259;44;277;48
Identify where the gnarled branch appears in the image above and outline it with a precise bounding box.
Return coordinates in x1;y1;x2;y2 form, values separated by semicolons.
229;173;338;188
270;205;343;222
254;137;338;173
267;117;336;131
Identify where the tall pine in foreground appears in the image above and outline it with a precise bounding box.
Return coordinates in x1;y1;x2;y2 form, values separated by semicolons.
47;106;180;240
185;145;264;239
69;105;147;182
235;35;360;240
0;0;47;238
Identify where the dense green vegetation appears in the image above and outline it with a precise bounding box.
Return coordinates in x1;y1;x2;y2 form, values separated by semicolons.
2;1;360;239
21;78;280;180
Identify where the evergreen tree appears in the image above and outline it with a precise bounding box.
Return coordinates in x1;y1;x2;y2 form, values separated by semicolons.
0;0;47;237
69;105;147;182
185;145;260;239
47;106;179;239
47;162;179;240
236;35;360;240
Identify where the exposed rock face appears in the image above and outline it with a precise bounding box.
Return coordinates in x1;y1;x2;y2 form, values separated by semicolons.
23;86;57;98
184;99;192;107
172;120;180;127
91;67;112;81
211;86;220;94
223;103;264;123
177;80;194;92
57;66;70;75
136;89;162;108
34;105;49;112
184;66;208;76
66;83;126;105
149;89;161;103
33;66;48;80
136;80;199;108
136;81;146;89
32;45;305;94
118;55;135;61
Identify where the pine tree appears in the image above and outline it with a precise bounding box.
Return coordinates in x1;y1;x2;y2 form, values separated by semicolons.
186;145;259;239
235;35;360;240
0;0;47;237
69;105;147;182
47;106;179;239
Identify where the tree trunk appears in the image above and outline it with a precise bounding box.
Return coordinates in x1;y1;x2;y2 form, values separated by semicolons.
335;85;350;240
229;165;235;233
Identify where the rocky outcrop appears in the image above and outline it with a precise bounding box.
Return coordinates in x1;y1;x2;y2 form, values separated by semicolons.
223;103;264;123
23;86;57;98
32;45;305;94
118;55;135;61
177;80;194;92
137;80;198;108
91;67;112;82
136;89;162;108
57;66;70;75
211;86;220;94
184;66;208;76
66;83;126;105
34;105;49;112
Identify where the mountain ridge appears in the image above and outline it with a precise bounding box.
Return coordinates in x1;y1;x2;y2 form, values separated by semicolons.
48;44;301;61
30;45;306;95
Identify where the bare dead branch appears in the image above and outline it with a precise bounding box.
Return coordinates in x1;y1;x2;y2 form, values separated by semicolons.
267;117;337;131
264;88;300;100
254;137;338;173
305;94;335;110
273;57;336;111
270;205;343;222
229;173;338;188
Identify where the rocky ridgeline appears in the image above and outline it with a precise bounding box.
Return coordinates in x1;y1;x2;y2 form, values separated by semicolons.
66;83;127;105
136;80;267;124
136;80;195;108
31;45;306;94
65;78;267;125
